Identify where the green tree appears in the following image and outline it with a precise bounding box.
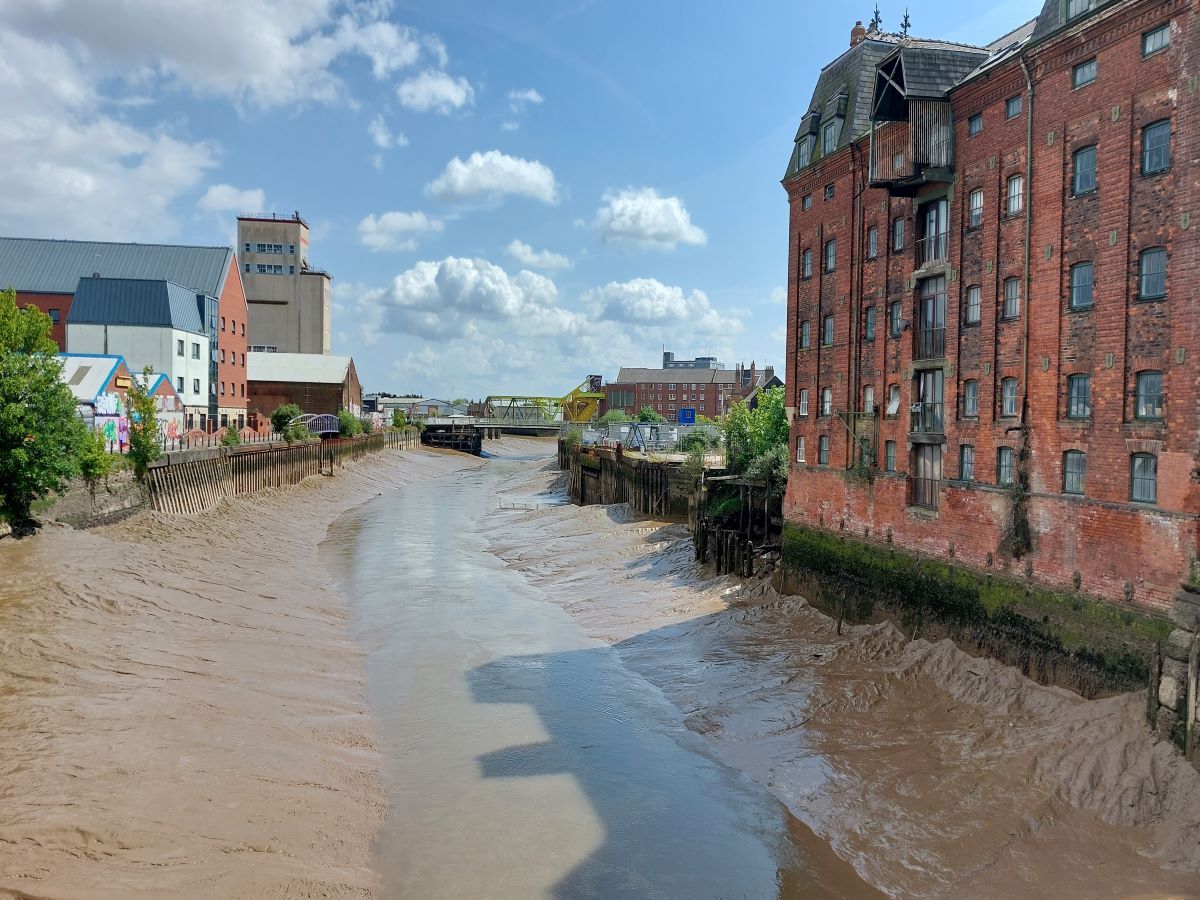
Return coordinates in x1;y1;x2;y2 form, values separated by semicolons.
359;416;374;435
637;406;665;423
338;409;362;437
0;289;87;523
722;386;789;477
391;408;408;428
220;426;241;447
125;369;162;479
595;409;631;427
77;429;115;508
270;403;302;436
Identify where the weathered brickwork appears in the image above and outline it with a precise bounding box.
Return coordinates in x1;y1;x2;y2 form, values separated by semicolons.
784;1;1197;611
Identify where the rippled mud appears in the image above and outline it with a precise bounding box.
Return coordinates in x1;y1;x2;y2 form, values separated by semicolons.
484;462;1200;899
0;447;475;898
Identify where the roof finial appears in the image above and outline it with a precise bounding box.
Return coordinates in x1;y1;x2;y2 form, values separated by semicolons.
900;7;911;36
868;3;882;31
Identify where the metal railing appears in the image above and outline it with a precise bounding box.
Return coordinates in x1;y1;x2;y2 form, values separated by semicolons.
917;231;949;265
909;401;944;434
909;476;940;510
914;326;946;360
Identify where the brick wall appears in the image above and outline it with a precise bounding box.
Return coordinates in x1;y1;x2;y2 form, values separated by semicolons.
783;0;1197;611
18;292;72;350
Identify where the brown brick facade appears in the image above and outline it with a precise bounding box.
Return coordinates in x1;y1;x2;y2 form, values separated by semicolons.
784;1;1196;611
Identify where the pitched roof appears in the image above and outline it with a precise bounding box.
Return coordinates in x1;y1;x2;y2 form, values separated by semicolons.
58;354;127;403
68;277;206;332
247;352;353;384
0;237;233;296
879;43;990;99
615;368;738;385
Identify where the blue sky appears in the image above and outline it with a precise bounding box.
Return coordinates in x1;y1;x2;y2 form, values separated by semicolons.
0;0;1040;398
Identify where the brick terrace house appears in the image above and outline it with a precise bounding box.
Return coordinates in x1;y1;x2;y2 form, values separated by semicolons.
0;237;249;431
605;362;778;422
783;1;1196;611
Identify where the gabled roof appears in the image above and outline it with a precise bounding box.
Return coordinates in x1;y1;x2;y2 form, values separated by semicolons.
68;277;206;333
0;237;234;296
959;18;1039;84
247;352;353;384
876;43;989;102
58;353;127;403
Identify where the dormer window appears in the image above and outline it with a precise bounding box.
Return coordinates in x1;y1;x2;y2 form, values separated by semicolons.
795;135;814;168
822;120;841;155
1067;0;1096;21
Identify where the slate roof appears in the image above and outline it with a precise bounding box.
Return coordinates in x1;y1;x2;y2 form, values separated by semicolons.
880;44;990;99
0;237;233;296
1030;0;1119;44
68;277;206;333
58;354;127;403
247;352;353;385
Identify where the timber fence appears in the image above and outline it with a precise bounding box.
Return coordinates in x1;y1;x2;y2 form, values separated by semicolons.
145;429;414;515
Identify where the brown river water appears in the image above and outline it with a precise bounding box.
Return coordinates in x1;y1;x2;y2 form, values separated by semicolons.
1;439;1198;898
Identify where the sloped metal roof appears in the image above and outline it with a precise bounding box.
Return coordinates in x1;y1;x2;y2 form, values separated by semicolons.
58;354;126;403
68;277;206;332
0;237;233;296
883;44;990;99
614;368;738;385
247;352;353;384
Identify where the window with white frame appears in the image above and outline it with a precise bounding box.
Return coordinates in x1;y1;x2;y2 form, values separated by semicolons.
1006;174;1024;215
968;189;983;228
1143;23;1170;57
798;388;809;416
960;444;975;480
1003;277;1021;318
796;436;806;463
965;285;981;324
821;386;832;417
997;446;1015;485
1001;377;1019;417
962;379;979;417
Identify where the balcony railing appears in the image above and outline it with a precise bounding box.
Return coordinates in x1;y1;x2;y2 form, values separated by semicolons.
910;401;944;434
909;476;940;510
914;326;946;360
870;100;954;188
918;231;949;266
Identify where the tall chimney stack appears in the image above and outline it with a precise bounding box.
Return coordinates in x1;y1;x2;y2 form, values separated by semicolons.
851;20;867;47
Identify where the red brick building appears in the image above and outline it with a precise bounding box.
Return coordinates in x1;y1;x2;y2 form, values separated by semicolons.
783;1;1195;611
605;363;779;422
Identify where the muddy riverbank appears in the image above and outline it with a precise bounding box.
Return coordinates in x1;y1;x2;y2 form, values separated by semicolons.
484;459;1200;898
0;445;479;898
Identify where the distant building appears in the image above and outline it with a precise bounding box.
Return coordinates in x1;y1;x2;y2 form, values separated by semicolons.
662;350;723;370
0;236;249;431
247;352;360;418
606;362;778;422
237;213;331;355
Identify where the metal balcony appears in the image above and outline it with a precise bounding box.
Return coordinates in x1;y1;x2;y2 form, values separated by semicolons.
909;401;944;435
917;231;949;266
914;327;946;361
869;100;954;196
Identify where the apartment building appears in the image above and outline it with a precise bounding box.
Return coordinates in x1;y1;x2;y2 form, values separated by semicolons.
783;1;1195;610
606;362;779;421
238;213;331;355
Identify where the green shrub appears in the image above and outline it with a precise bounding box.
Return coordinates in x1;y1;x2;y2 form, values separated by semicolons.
220;427;241;447
270;403;302;436
337;409;362;437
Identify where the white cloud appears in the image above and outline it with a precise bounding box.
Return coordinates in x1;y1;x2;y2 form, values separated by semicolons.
506;240;570;270
584;278;740;334
767;286;786;305
395;69;474;114
0;26;216;240
357;211;443;252
427;150;559;205
593;187;706;249
198;183;265;214
368;114;408;150
507;87;544;112
500;120;520;132
1;0;436;109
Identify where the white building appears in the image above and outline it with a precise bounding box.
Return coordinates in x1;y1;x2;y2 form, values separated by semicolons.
66;277;213;422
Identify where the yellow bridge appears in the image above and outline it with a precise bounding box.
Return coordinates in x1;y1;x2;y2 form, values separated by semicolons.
483;376;604;425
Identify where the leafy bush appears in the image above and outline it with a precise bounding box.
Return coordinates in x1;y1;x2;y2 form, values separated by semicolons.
723;386;788;475
359;417;374;435
270;403;302;436
220;427;241;447
125;368;162;480
595;409;631;427
337;409;362;437
682;444;707;485
562;427;583;452
78;430;115;503
391;409;408;428
637;406;665;423
284;423;310;443
743;442;789;487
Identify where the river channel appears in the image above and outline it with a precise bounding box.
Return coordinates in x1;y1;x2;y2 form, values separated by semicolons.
324;444;877;898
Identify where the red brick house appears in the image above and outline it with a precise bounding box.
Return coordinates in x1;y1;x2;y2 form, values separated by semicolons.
783;1;1195;610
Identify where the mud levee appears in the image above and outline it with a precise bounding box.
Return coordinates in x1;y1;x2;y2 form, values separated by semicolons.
0;445;477;898
778;522;1174;699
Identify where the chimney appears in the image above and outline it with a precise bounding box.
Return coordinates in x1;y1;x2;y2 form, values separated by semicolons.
851;20;867;47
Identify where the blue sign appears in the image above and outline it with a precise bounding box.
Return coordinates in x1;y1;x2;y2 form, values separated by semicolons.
677;407;696;425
